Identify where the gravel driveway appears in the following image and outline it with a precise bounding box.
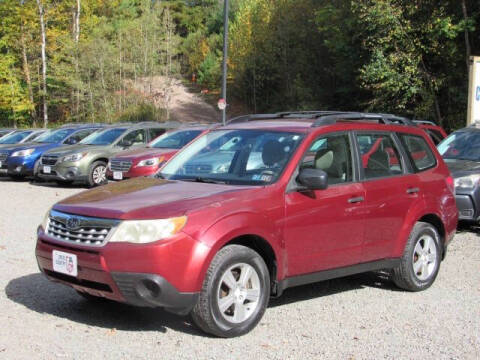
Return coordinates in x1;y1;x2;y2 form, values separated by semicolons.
0;178;479;359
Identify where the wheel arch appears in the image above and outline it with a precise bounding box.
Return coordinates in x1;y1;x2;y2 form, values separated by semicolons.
417;213;447;258
222;234;278;294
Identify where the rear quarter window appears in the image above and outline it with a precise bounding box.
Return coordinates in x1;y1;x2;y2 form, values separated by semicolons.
400;134;436;172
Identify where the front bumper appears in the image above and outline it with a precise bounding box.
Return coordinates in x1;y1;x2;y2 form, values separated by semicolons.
7;157;35;176
454;186;480;222
107;166;159;180
35;230;206;314
37;163;88;183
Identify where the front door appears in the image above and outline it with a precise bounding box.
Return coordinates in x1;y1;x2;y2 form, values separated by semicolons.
284;133;366;276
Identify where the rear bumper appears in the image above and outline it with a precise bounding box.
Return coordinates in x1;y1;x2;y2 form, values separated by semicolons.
36;230;206;314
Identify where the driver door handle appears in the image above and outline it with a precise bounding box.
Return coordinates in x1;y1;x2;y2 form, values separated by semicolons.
348;196;364;204
407;187;420;194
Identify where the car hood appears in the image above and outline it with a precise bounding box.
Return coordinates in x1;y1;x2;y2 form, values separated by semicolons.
112;147;178;161
0;142;60;154
444;159;480;178
44;144;113;156
53;177;255;220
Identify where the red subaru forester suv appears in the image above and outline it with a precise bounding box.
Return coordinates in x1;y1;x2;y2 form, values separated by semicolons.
36;112;458;337
106;125;212;181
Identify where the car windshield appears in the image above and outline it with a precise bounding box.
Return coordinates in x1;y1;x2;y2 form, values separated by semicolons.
0;131;32;144
159;129;304;185
35;129;73;143
150;129;203;149
80;128;126;145
438;131;480;161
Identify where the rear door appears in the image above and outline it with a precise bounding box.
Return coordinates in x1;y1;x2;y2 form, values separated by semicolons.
357;131;422;262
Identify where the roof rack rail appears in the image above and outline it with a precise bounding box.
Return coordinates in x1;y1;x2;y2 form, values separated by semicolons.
59;123;106;129
227;111;415;127
413;120;436;126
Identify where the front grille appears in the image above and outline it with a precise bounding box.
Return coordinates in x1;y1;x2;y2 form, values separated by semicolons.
110;159;132;172
184;164;212;174
46;210;120;247
0;152;8;162
42;155;59;165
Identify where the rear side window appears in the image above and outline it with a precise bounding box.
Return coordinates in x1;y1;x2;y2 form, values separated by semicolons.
356;133;404;179
149;128;166;140
400;134;436;172
426;129;443;145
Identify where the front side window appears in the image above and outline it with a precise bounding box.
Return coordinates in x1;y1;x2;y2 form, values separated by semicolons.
300;134;353;185
80;128;127;145
400;134;436;172
66;128;98;144
357;133;404;179
149;128;166;140
121;129;147;145
160;130;304;185
150;129;203;149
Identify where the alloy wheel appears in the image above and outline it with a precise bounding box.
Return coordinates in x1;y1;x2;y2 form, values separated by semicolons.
217;263;261;324
412;234;437;281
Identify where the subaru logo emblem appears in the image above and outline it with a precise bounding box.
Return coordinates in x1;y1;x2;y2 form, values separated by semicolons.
66;217;81;230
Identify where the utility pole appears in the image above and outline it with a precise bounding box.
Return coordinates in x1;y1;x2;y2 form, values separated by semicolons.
220;0;229;125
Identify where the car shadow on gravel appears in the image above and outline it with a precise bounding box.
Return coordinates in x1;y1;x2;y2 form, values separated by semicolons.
7;271;399;336
456;222;480;236
28;179;85;189
269;270;400;308
5;273;204;336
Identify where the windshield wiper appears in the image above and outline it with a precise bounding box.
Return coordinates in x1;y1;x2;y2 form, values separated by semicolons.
183;177;226;184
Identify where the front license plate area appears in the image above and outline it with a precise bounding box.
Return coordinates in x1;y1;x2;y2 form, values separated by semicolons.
43;166;51;174
52;250;78;277
113;171;123;180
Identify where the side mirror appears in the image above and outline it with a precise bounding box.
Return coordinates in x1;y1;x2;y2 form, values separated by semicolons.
119;139;133;148
65;137;78;145
297;168;328;190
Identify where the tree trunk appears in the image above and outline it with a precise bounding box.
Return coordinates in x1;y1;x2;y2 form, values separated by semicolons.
36;0;48;128
20;23;37;126
74;0;81;118
461;0;472;70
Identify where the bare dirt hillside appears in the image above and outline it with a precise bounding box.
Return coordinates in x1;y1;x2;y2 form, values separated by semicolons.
134;76;221;123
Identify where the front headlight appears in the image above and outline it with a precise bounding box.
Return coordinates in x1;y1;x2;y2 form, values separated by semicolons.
137;157;162;167
41;208;51;231
62;152;86;162
11;148;35;157
109;216;187;244
454;174;480;189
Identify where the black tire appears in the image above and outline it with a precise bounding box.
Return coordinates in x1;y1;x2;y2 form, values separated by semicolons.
191;245;270;338
10;174;25;181
392;222;442;292
87;161;108;187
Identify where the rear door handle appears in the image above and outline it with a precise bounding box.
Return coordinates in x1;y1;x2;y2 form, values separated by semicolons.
407;187;420;194
348;196;364;204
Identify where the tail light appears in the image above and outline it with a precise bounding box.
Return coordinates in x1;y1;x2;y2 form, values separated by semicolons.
445;175;455;195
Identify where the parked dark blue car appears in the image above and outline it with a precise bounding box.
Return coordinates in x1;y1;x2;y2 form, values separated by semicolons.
0;125;102;180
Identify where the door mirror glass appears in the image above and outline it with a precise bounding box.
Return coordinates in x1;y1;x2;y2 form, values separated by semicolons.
297;168;328;190
119;139;133;148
